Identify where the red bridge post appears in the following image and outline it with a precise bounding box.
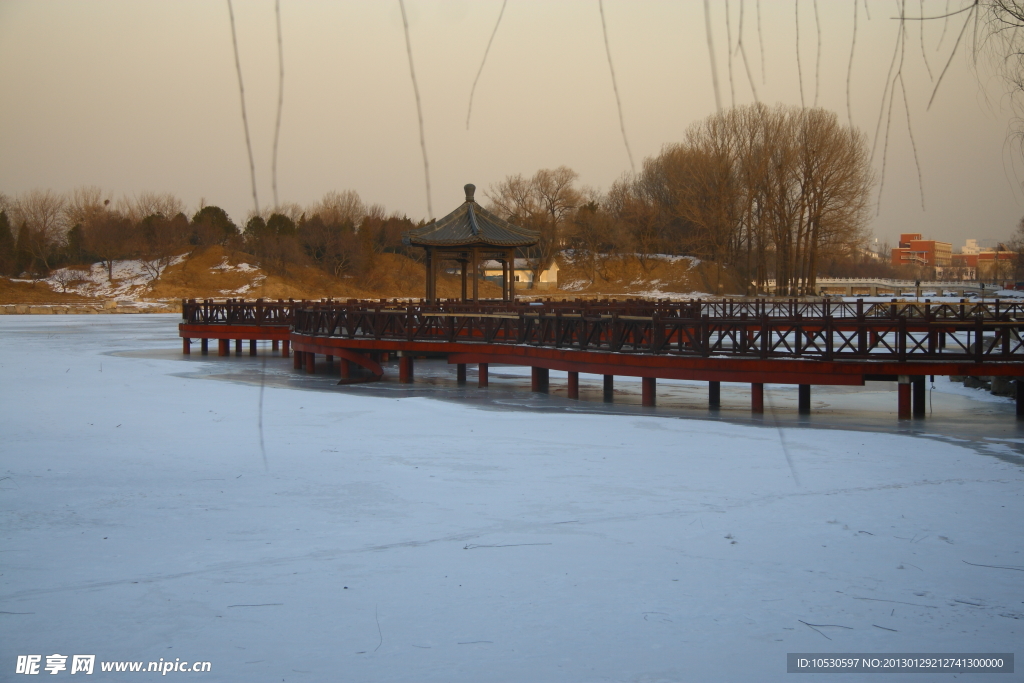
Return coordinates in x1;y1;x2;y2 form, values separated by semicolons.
798;385;811;414
1017;380;1024;418
340;358;351;379
642;377;656;407
912;376;926;418
234;339;242;355
281;340;290;357
201;338;208;355
532;367;549;393
567;371;579;399
293;350;303;370
751;383;764;413
249;340;257;356
182;338;190;355
898;376;911;419
478;363;489;387
603;375;614;402
306;352;315;374
709;381;720;408
457;363;467;384
399;356;414;383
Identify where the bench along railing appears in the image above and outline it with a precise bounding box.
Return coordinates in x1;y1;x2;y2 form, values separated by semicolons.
291;302;1024;363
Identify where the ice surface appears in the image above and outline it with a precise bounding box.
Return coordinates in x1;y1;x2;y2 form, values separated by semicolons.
1;316;1021;681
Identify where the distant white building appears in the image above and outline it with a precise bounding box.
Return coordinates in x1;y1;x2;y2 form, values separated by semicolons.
481;258;559;290
961;239;981;255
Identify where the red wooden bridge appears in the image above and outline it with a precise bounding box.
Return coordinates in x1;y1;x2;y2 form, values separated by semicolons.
179;297;1024;420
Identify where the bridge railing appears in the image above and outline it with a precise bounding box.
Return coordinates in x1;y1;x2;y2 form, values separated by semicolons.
290;301;1024;362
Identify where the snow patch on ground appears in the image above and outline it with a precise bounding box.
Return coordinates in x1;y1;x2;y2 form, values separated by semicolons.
43;256;187;299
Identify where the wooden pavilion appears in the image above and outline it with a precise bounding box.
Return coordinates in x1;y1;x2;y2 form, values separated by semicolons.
402;184;539;302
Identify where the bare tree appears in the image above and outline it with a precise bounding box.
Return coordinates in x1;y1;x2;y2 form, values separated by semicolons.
487;166;581;280
10;189;68;272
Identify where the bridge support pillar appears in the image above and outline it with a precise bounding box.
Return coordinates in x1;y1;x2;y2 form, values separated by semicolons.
898;376;911;419
272;340;279;352
218;339;229;357
249;340;257;356
798;384;811;414
478;363;489;388
399;356;414;383
182;338;190;355
912;376;927;418
340;358;351;379
567;371;579;399
281;339;289;357
751;383;764;414
603;375;614;402
306;352;315;374
456;363;467;384
642;377;656;407
325;355;333;372
531;367;549;393
709;381;720;408
235;339;242;355
200;338;208;355
1017;380;1024;418
293;350;303;370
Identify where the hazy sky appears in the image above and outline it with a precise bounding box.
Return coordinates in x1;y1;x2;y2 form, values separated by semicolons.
1;1;1020;248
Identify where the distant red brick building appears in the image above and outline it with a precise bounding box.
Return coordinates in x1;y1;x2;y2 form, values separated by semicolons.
890;233;952;268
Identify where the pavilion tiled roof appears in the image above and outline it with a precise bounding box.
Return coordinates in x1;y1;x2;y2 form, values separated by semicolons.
402;184;540;248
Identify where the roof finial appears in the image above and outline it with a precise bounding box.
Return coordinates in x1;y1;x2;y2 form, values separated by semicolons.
464;183;476;203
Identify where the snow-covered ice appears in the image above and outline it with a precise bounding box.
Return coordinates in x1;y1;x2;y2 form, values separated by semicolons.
1;316;1021;681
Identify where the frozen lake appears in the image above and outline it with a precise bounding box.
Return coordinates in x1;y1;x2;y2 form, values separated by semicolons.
2;315;1021;681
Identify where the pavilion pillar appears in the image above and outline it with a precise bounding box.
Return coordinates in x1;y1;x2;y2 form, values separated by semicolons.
425;247;434;303
642;377;657;407
182;338;190;355
250;339;257;356
501;261;508;301
897;375;911;420
531;366;549;393
567;371;579;399
508;249;516;301
798;384;811;414
472;247;479;302
751;383;764;414
457;363;467;384
478;363;489;387
460;258;468;302
399;356;414;383
603;374;614;402
281;339;290;357
709;381;720;408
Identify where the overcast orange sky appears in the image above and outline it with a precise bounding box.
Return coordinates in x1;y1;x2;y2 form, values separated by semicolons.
0;1;1019;248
